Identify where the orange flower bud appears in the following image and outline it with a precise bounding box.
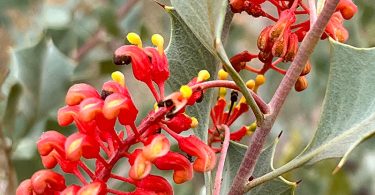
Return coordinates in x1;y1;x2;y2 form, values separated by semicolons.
142;134;170;161
258;51;273;63
65;83;100;106
153;152;193;184
129;153;152;180
269;10;296;40
30;170;66;194
229;51;257;72
336;0;357;20
65;132;99;161
16;179;32;195
177;135;216;172
284;33;299;62
325;12;349;43
57;105;79;126
164;113;194;134
257;26;272;51
77;182;106;195
79;97;103;122
272;30;289;57
134;175;173;195
144;47;169;89
295;76;308;92
300;61;311;76
37;131;66;156
102;93;138;125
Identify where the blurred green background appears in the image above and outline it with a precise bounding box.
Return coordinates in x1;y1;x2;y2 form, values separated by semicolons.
0;0;374;194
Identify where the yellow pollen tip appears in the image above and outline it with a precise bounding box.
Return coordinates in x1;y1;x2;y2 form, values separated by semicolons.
154;102;159;111
246;122;257;135
246;79;255;90
180;85;193;99
111;71;125;87
67;138;83;155
219;87;227;97
218;69;228;80
190;117;198;128
197;70;210;82
239;96;246;104
127;32;142;48
255;75;266;86
151;34;164;55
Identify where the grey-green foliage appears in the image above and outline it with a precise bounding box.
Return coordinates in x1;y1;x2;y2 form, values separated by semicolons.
4;38;74;158
299;40;375;166
221;141;294;195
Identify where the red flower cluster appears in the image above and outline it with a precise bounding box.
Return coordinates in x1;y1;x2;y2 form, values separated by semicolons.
229;0;357;91
16;33;217;195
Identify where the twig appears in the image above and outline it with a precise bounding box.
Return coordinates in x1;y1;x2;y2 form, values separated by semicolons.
72;0;140;61
213;125;230;195
228;0;340;194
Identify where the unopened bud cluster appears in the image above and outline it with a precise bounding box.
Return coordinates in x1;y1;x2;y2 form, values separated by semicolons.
229;0;357;92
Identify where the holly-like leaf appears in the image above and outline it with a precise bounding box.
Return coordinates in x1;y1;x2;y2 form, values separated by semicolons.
246;40;375;190
5;38;74;157
221;140;295;195
170;0;232;53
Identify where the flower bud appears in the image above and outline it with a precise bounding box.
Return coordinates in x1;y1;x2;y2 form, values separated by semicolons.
269;10;296;40
129;153;152;180
31;170;66;194
102;80;130;98
284;33;299;62
229;51;257;72
295;76;308;92
336;0;357;20
230;126;247;141
57;105;79;126
134;175;173;195
300;61;311;76
102;93;138;125
324;12;349;42
65;132;99;161
65;84;100;106
77;182;106;195
16;179;32;195
257;26;272;51
142;134;170;161
41;154;58;169
229;0;245;13
153;152;193;184
177;135;216;172
79;97;103;122
272;31;289;57
37;131;66;156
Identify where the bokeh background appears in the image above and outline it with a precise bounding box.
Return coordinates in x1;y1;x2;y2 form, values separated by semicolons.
0;0;374;194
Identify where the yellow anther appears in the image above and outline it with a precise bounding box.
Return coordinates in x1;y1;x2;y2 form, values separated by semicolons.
190;117;198;128
180;85;192;99
127;32;142;48
218;69;229;80
255;74;266;86
151;34;164;55
246;122;257;135
239;96;246;104
197;70;210;82
154;102;159;111
111;71;125;87
219;87;227;98
246;79;255;90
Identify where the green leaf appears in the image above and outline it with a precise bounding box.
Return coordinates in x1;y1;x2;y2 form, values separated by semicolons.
222;140;295;195
299;40;375;168
170;0;232;53
6;37;74;146
246;40;375;190
165;8;217;140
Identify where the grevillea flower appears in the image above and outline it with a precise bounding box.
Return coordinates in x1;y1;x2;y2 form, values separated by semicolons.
153;152;193;184
77;182;107;195
16;170;66;195
177;135;216;172
133;175;173;195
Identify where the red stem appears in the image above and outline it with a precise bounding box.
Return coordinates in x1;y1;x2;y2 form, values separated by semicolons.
213;125;231;195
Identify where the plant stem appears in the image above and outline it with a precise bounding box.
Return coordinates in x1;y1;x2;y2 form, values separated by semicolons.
215;39;265;124
213;125;230;195
228;0;340;193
